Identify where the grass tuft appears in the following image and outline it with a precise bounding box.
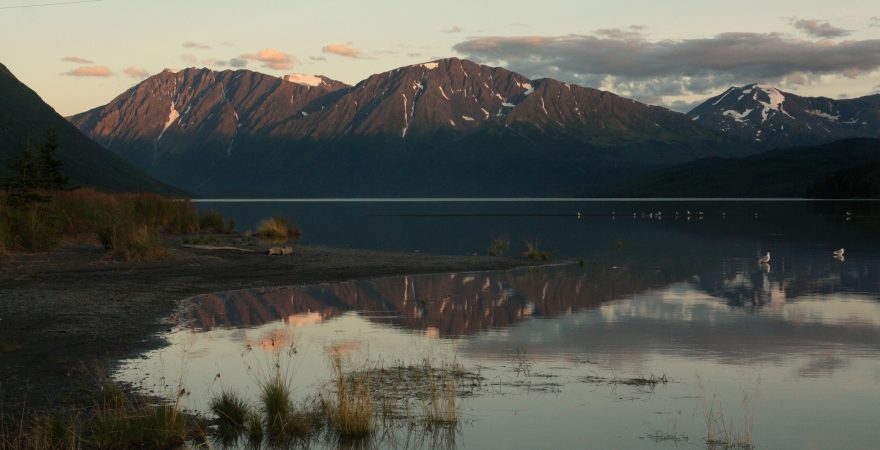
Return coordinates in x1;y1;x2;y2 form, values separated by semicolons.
321;353;375;438
523;238;552;261
256;216;301;242
209;389;250;429
488;234;510;256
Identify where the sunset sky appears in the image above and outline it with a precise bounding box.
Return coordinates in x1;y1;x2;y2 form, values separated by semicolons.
2;0;879;115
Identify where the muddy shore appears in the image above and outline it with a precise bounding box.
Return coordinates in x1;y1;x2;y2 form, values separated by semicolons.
0;242;528;415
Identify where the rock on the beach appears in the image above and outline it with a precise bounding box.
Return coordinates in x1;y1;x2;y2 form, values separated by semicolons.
266;246;294;256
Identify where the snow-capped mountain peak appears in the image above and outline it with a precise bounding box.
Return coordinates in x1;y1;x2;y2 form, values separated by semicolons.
689;84;880;147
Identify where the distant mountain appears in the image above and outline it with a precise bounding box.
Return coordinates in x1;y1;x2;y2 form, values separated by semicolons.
604;138;880;198
70;58;746;197
689;84;880;148
0;63;183;195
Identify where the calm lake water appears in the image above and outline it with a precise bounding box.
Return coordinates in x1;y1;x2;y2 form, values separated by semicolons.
117;200;880;449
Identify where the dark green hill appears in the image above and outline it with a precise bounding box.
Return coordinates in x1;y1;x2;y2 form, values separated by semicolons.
807;161;880;198
604;138;880;198
0;63;185;195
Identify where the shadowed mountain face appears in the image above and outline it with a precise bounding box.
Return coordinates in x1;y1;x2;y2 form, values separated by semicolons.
70;58;745;197
689;84;880;148
0;63;183;194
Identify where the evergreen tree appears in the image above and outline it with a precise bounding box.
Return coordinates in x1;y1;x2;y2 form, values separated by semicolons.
35;130;68;190
3;130;68;204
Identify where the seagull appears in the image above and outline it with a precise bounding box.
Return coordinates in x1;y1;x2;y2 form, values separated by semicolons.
758;252;771;264
833;248;845;257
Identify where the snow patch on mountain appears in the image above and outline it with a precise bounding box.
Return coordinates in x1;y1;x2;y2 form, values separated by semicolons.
283;73;323;87
157;102;179;142
421;62;439;70
517;81;534;95
806;109;840;122
723;109;753;124
712;88;734;106
754;86;794;123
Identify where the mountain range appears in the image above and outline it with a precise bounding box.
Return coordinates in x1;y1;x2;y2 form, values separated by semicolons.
70;58;746;197
689;84;880;148
0;63;183;195
3;57;877;198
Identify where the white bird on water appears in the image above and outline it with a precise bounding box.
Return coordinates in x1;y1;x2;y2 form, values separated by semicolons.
833;248;845;257
758;252;771;264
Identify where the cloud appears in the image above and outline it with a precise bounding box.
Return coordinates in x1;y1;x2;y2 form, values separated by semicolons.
322;43;361;58
792;19;850;38
63;66;113;77
122;66;149;79
309;56;327;62
443;26;463;33
229;57;248;68
183;41;211;49
453;32;880;107
61;56;93;64
871;17;880;27
240;48;294;70
180;54;198;64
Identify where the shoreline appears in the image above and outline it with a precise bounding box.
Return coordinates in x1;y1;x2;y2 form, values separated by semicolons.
0;242;530;415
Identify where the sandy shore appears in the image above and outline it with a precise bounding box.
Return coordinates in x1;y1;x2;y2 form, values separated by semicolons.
0;242;528;414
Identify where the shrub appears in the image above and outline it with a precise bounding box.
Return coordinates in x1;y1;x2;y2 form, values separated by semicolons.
198;210;226;234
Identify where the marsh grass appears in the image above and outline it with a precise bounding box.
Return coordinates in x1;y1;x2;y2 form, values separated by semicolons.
523;238;551;261
487;234;510;256
321;353;375;438
100;224;168;261
1;384;203;450
256;216;301;242
0;189;201;260
198;210;227;234
698;377;756;450
580;372;670;389
209;389;250;430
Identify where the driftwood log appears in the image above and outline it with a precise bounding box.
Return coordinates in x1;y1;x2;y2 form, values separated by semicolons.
266;246;294;256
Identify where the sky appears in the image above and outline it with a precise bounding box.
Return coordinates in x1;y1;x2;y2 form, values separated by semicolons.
1;0;879;115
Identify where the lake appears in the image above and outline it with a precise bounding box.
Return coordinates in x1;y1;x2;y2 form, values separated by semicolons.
116;200;880;449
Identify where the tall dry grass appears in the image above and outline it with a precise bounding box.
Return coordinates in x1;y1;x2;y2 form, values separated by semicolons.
1;385;203;450
1;189;202;260
256;216;301;242
321;353;375;438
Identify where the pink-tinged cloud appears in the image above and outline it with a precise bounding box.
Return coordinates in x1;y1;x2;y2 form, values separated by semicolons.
61;56;93;64
241;48;294;70
63;66;113;77
182;41;211;49
123;66;150;79
443;26;463;33
322;43;361;58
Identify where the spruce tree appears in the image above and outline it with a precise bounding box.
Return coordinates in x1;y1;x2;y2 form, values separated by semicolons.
36;130;68;190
